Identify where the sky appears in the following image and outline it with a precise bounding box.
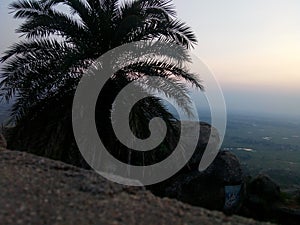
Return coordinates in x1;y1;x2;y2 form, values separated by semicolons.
173;0;300;118
0;0;300;119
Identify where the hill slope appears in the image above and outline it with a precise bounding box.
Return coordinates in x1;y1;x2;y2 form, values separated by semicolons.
0;150;273;225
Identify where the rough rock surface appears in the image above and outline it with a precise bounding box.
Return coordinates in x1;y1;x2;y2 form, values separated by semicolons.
0;150;272;225
148;121;242;212
204;151;243;185
239;174;300;224
149;150;243;211
178;122;220;171
246;174;281;202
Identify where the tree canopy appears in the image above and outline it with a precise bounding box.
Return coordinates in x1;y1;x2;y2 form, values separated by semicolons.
0;0;202;167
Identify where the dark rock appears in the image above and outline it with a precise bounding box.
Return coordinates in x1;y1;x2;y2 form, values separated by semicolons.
164;171;226;210
148;121;242;213
173;121;220;171
0;150;272;225
204;150;243;185
239;174;283;222
149;150;243;212
246;174;281;203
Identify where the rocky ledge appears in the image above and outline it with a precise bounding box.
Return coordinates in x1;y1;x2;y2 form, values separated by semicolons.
0;150;272;225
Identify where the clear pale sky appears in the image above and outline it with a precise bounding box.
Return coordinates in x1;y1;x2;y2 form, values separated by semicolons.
1;0;300;118
173;0;300;118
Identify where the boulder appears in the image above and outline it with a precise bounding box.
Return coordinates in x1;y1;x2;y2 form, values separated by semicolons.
148;121;243;212
246;174;281;203
149;150;243;212
204;150;243;185
239;174;282;221
183;121;220;171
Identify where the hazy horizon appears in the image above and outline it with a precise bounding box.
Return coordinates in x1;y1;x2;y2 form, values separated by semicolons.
1;0;299;119
173;0;300;119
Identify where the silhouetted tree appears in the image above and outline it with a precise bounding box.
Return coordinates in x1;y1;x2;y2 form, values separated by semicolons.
1;0;202;167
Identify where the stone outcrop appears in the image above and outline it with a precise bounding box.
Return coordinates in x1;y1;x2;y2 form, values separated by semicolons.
239;174;300;225
149;151;243;212
149;122;243;212
246;174;281;202
176;121;221;171
239;174;281;219
0;150;271;225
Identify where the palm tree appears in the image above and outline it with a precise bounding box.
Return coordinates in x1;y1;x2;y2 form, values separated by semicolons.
0;0;203;167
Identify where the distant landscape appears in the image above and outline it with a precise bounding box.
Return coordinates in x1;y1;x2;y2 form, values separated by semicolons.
1;101;299;189
179;107;300;190
221;113;300;189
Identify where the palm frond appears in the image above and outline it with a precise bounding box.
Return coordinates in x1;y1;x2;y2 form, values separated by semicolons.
120;59;203;90
2;0;201;167
9;0;45;19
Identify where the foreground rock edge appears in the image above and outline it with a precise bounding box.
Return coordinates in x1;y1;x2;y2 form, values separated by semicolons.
0;150;273;225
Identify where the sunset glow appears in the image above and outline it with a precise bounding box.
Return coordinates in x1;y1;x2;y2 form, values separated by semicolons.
174;0;300;116
1;0;300;117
